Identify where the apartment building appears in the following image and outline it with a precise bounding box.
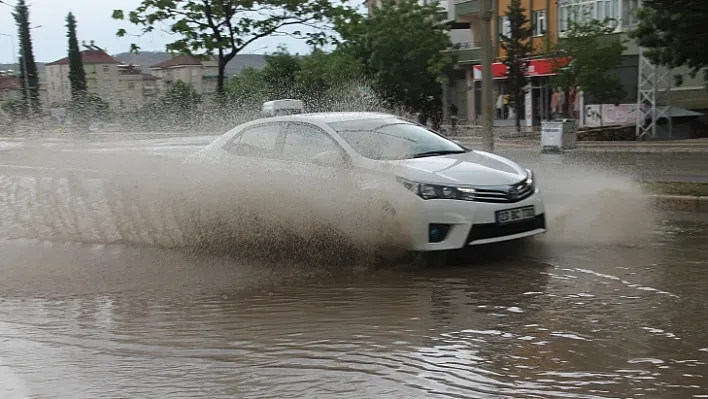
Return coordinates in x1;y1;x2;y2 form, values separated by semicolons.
0;70;49;110
45;46;159;111
116;63;160;109
447;0;708;127
149;55;218;96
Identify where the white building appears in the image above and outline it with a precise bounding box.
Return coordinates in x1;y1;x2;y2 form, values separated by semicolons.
45;47;158;111
149;55;218;96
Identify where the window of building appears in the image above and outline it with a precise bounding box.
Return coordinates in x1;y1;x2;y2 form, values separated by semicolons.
532;10;547;36
498;15;511;38
102;65;110;73
558;0;620;31
128;82;135;89
621;0;639;26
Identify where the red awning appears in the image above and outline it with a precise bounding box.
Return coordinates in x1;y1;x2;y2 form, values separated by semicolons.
472;58;569;81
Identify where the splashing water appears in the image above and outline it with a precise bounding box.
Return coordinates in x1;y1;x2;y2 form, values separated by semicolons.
0;89;659;260
0;155;422;262
533;161;657;246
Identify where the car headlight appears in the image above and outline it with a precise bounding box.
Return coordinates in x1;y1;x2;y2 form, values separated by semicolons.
524;169;536;191
396;177;477;201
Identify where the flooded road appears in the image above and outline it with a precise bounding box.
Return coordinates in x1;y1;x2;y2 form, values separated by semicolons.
1;138;707;398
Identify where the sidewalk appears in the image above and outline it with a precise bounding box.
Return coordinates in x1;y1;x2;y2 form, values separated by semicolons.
650;195;708;212
453;136;708;153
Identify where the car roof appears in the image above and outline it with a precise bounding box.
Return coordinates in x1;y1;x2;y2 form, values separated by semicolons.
251;111;404;125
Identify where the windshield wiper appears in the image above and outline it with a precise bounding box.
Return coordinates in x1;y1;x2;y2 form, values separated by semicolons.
410;150;466;158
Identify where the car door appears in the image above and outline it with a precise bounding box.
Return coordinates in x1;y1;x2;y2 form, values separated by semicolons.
218;121;288;177
280;121;354;189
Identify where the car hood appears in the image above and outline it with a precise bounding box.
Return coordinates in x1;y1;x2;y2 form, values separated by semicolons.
384;150;527;186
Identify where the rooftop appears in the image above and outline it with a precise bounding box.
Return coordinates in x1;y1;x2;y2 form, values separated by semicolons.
46;49;120;66
150;55;212;69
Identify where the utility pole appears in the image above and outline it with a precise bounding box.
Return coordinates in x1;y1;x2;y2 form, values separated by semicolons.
0;32;16;70
480;0;494;152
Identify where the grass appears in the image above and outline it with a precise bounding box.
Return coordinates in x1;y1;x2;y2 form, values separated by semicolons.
642;181;708;197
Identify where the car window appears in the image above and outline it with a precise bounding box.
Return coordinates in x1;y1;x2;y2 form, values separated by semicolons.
282;122;341;163
328;119;465;160
223;123;283;158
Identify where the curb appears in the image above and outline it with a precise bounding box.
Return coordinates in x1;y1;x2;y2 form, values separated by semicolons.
648;194;708;212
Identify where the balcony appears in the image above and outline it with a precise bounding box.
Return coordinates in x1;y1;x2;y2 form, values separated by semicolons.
443;41;482;64
454;0;481;17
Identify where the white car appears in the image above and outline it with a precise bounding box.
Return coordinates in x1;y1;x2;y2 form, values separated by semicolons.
185;112;546;252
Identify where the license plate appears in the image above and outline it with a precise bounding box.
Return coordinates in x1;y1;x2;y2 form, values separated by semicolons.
495;206;535;225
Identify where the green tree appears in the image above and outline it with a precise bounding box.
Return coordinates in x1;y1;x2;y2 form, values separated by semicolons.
227;66;269;110
631;0;708;87
112;0;355;98
500;0;533;133
66;12;87;99
294;49;362;109
225;48;362;112
13;0;40;114
158;81;202;114
71;93;108;118
552;17;626;121
337;0;454;117
260;47;302;100
1;99;26;119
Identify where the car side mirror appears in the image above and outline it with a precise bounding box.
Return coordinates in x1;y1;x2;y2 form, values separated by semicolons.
312;150;348;168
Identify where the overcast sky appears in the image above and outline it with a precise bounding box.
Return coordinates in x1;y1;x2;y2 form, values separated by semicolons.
0;0;321;63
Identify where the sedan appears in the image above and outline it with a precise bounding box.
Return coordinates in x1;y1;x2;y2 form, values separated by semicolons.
184;112;547;252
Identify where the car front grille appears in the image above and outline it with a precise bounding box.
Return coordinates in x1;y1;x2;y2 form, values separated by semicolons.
465;179;535;204
466;214;546;243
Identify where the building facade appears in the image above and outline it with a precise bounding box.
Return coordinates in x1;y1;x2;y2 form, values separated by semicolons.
436;0;707;128
0;70;49;111
149;55;218;96
45;47;156;111
44;49;222;113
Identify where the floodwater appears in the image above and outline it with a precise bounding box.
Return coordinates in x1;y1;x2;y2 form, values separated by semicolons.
1;137;708;399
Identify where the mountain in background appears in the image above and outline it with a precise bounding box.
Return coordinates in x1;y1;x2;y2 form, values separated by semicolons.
0;51;267;78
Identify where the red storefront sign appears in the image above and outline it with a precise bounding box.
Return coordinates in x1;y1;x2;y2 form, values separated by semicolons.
472;58;569;80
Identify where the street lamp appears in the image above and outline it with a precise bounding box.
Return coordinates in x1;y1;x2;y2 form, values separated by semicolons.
0;32;16;68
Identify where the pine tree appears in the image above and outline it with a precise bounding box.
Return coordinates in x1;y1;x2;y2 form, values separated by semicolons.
500;0;533;133
13;0;40;114
66;12;87;99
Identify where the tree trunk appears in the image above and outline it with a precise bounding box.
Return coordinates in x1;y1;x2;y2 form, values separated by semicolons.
217;55;227;95
515;94;522;134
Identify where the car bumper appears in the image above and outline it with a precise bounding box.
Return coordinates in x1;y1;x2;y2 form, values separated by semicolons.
404;189;546;252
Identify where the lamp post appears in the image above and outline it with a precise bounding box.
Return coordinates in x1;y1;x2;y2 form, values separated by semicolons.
0;32;17;68
480;0;494;152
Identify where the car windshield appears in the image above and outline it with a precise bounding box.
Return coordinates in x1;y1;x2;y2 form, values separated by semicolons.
327;118;467;160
